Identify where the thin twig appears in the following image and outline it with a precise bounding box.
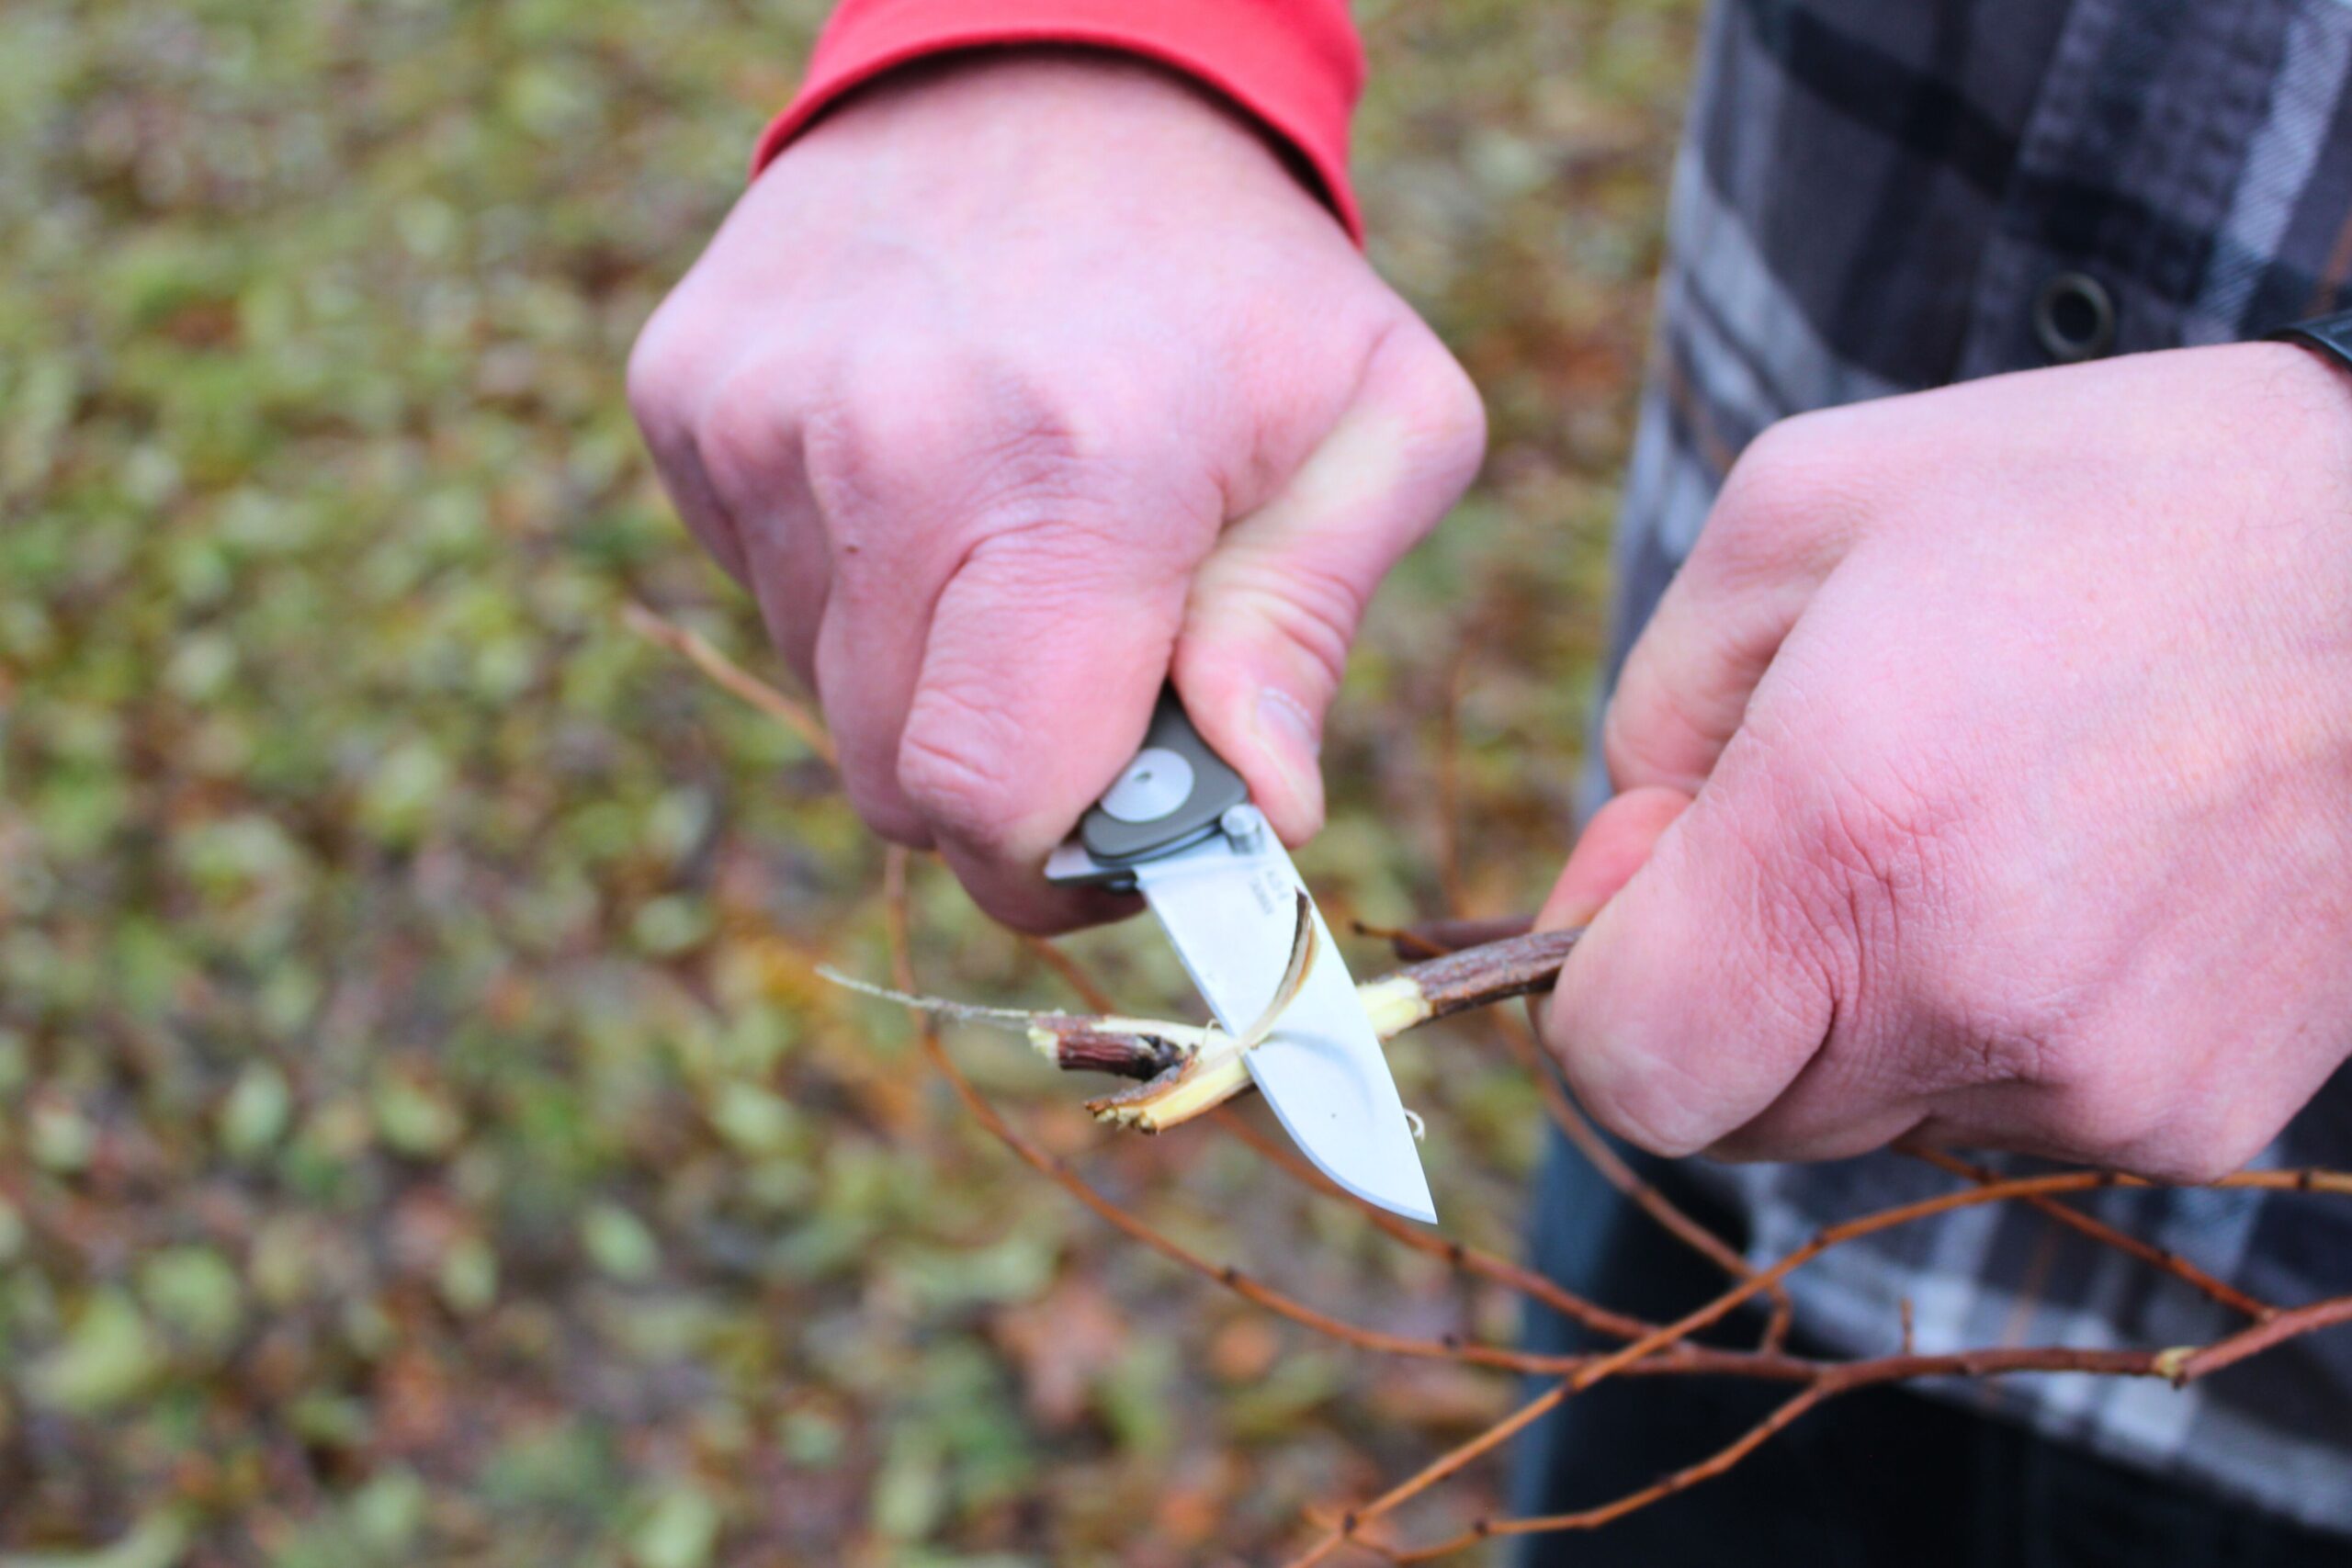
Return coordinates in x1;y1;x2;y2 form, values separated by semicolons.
2167;1292;2352;1382
1379;1301;2352;1565
814;965;1048;1028
623;601;836;765
1432;641;1472;919
1023;935;1120;1015
670;640;2352;1564
1371;916;1534;959
1212;1109;1661;1345
1901;1143;2276;1322
1058;928;1582;1130
1369;1382;1831;1562
1487;1006;1795;1349
1283;1168;2352;1564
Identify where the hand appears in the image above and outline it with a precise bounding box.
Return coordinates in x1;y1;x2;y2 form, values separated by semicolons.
628;52;1484;930
1541;344;2352;1181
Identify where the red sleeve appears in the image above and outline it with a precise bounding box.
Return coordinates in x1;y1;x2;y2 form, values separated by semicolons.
750;0;1366;241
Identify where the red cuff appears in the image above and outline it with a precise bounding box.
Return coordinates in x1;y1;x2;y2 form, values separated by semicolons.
751;0;1366;241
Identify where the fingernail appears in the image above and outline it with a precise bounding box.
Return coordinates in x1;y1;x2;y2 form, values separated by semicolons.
1254;686;1325;830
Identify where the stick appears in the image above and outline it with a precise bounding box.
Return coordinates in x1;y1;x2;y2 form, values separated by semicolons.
1075;929;1579;1130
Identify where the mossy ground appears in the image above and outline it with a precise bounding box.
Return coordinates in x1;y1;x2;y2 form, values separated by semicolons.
3;3;1694;1561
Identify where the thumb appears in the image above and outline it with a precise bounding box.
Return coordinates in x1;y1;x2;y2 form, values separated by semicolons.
1541;772;1838;1157
1534;785;1694;931
1527;785;1691;1052
1174;321;1485;843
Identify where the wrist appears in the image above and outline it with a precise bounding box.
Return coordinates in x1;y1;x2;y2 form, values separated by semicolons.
782;47;1342;231
775;47;1345;251
752;2;1366;240
803;46;1234;133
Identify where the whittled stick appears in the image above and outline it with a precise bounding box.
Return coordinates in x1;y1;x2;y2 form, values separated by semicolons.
826;925;1580;1133
1055;928;1579;1131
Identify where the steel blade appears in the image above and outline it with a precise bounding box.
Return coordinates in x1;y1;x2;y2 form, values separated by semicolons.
1134;840;1437;1224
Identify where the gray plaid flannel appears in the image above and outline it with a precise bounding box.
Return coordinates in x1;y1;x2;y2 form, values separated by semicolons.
1596;0;2352;1533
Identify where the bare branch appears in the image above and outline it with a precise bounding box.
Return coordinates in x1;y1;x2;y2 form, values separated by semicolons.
1284;1167;2352;1564
1902;1142;2276;1322
622;601;836;765
662;627;2352;1565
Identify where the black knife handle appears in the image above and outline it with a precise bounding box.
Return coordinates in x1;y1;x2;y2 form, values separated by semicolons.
1078;687;1251;865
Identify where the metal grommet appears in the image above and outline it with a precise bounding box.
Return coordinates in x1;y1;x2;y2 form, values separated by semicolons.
2032;271;2117;363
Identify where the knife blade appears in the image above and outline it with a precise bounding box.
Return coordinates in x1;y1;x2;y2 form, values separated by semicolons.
1046;689;1436;1224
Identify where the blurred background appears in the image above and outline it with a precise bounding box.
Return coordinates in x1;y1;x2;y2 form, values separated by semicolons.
2;0;1696;1561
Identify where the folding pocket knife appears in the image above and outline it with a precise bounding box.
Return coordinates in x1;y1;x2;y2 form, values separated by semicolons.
1046;689;1437;1224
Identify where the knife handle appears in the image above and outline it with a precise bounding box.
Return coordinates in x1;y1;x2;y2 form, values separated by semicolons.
1077;686;1251;866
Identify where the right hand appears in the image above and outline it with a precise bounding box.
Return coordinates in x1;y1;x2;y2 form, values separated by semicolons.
628;51;1485;931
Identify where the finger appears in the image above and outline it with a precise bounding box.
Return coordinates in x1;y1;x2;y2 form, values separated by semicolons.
1539;754;1838;1156
1601;418;1870;795
1534;785;1693;931
694;354;833;685
899;525;1199;931
799;344;1136;849
627;305;759;588
810;552;935;848
1175;320;1485;844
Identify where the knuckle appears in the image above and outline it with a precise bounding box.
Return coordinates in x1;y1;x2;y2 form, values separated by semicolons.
1555;981;1803;1165
1704;412;1861;571
1712;423;1819;554
1353;317;1487;520
1400;347;1488;487
2073;1065;2277;1182
1934;953;2090;1097
2043;1082;2175;1175
1219;554;1363;694
1815;775;1937;920
2014;1027;2176;1168
809;348;1127;540
1599;672;1712;792
1794;741;2093;1105
895;682;1028;850
625;307;699;436
2142;1139;2255;1188
969;379;1107;487
1960;1017;2059;1093
1592;1084;1713;1159
695;362;799;489
1568;1032;1738;1159
954;413;1137;548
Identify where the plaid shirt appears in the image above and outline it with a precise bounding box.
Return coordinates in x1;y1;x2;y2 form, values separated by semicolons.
1598;0;2352;1534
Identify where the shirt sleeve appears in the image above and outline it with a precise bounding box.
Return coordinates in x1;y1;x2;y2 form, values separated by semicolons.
750;0;1367;241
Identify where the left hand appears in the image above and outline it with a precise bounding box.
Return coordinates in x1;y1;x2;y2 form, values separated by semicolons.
1541;343;2352;1181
